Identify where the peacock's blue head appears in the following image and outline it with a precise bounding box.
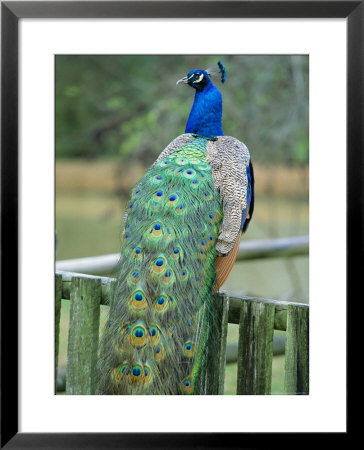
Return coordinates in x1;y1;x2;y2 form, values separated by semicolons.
176;62;226;136
176;69;211;92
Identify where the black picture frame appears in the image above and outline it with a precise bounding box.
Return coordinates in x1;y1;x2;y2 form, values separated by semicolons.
1;1;358;447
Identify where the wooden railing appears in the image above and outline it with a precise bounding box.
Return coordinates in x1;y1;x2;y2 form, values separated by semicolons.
56;270;309;395
56;235;309;276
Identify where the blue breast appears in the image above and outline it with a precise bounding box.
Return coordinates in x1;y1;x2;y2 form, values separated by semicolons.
185;84;223;137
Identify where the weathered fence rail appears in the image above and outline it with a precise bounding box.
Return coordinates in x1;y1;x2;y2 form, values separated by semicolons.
56;270;309;395
56;235;309;275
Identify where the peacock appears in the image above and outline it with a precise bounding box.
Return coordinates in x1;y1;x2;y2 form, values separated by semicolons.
97;62;254;395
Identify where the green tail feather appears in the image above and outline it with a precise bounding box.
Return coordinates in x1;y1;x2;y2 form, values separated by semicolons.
97;136;223;394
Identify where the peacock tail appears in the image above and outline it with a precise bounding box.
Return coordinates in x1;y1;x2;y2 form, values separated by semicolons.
97;135;224;395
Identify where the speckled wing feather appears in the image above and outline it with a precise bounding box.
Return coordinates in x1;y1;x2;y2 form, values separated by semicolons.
206;136;250;255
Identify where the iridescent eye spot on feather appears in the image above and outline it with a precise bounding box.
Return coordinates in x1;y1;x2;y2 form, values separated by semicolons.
128;202;134;211
152;256;166;274
154;295;169;313
120;323;132;335
197;250;206;259
199;223;207;234
174;313;182;324
179;268;189;281
176;157;189;166
159;159;169;167
130;364;145;384
169;167;184;177
148;221;164;239
175;203;186;215
122;232;131;242
171;246;183;260
181;377;194;394
162;269;175;285
198;162;209;171
183;341;195;358
190;179;199;188
153;190;164;202
130;189;141;200
132;367;141;376
207;212;221;224
192;274;204;287
131;325;147;348
153;174;163;183
203;191;213;200
199;239;208;250
129;289;148;313
187;318;197;332
165;226;173;240
148;200;161;212
183;168;196;179
166;193;178;207
111;364;131;383
154;344;165;361
150;325;160;344
143;364;153;385
120;365;130;376
129;269;140;284
133;247;142;259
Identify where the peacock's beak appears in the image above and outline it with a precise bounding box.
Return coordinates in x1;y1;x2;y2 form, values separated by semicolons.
176;76;188;85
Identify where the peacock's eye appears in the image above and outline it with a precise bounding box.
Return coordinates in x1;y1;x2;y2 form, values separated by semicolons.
192;73;204;84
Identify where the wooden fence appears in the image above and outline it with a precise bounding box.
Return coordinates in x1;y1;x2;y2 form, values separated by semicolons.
56;270;309;395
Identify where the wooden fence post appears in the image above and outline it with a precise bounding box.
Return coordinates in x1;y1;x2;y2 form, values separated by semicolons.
195;294;229;394
55;274;62;393
284;304;309;394
237;300;275;395
66;277;101;395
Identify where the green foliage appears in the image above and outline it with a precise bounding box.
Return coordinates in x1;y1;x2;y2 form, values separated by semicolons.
56;55;308;165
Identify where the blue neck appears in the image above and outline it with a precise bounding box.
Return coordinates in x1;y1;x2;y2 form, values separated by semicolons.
185;83;223;137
